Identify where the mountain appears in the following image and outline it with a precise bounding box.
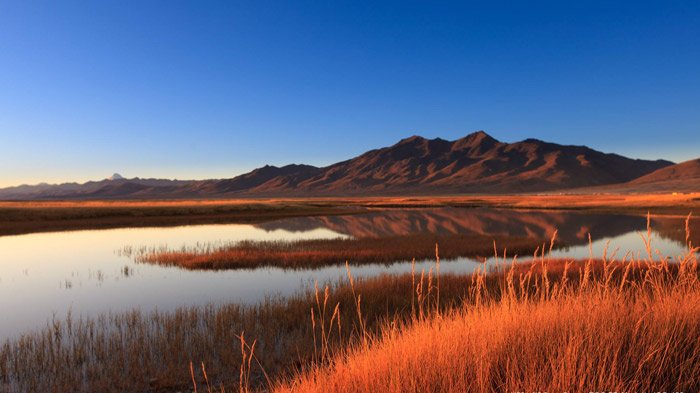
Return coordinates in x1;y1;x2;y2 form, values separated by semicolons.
573;157;700;194
198;131;672;196
200;164;321;194
0;175;192;200
603;158;700;193
0;132;675;199
107;173;125;181
630;158;700;184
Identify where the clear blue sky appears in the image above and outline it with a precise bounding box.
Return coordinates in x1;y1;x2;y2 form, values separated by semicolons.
1;1;698;187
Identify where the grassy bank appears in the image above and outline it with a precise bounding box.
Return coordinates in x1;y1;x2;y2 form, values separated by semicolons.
274;229;700;392
0;200;360;236
129;234;543;270
1;193;698;236
0;271;484;392
3;220;699;392
278;264;700;393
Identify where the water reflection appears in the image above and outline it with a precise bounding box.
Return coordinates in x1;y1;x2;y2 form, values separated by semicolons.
0;224;346;338
0;208;696;338
257;207;699;247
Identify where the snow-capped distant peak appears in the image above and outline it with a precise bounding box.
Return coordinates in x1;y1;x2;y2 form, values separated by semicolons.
107;173;124;181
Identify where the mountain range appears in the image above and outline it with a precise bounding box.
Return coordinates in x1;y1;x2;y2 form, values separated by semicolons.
1;131;695;200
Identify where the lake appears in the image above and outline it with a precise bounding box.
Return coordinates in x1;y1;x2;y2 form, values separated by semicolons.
0;207;695;338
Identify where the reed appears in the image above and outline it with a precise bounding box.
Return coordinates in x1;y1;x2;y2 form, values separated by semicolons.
1;219;698;392
0;271;485;392
129;233;542;270
274;219;700;393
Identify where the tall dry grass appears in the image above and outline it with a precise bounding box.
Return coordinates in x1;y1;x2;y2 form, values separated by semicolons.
2;215;699;392
0;271;483;392
274;215;700;393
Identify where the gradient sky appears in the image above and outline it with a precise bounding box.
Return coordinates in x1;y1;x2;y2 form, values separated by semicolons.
1;1;699;187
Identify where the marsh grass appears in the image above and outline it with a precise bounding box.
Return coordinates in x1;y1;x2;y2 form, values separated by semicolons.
274;215;700;393
0;200;359;236
2;215;699;392
3;193;699;236
128;234;542;270
0;270;487;392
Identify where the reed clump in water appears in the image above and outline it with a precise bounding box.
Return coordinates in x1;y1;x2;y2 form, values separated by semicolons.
130;233;542;270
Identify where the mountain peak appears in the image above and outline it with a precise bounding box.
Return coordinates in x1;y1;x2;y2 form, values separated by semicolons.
453;131;500;151
247;163;318;178
395;135;427;145
0;132;680;199
463;130;497;143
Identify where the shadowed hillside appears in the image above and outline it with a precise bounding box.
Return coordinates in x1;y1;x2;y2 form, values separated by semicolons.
212;131;672;195
577;158;700;193
0;132;673;199
625;158;700;192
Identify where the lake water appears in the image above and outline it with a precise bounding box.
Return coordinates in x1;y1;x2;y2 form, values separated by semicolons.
0;207;696;339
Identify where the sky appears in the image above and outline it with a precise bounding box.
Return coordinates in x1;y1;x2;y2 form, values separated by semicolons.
0;1;699;187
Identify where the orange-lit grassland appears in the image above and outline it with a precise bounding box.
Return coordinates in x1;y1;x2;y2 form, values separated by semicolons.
6;240;700;392
274;253;700;393
1;192;698;236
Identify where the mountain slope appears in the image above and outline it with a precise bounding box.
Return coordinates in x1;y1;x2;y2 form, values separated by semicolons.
630;158;700;184
610;158;700;192
0;132;675;199
206;164;321;194
213;131;672;195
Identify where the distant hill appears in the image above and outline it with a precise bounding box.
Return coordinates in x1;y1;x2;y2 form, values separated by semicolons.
107;173;125;181
0;176;193;200
630;158;700;185
198;164;322;194
604;158;700;193
0;131;675;199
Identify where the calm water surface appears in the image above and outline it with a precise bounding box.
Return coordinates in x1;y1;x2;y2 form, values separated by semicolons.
0;208;695;338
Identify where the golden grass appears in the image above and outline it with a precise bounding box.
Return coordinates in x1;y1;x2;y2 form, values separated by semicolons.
2;217;699;392
0;272;488;392
130;234;542;270
357;192;700;213
279;282;700;393
273;219;700;393
1;192;698;210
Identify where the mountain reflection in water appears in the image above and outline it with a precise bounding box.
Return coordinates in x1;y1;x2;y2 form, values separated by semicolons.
256;207;699;247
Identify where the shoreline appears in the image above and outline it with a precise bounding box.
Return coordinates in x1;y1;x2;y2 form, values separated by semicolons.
1;193;698;236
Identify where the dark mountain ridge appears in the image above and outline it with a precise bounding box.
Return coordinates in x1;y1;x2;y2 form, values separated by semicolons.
209;131;672;195
0;131;677;199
